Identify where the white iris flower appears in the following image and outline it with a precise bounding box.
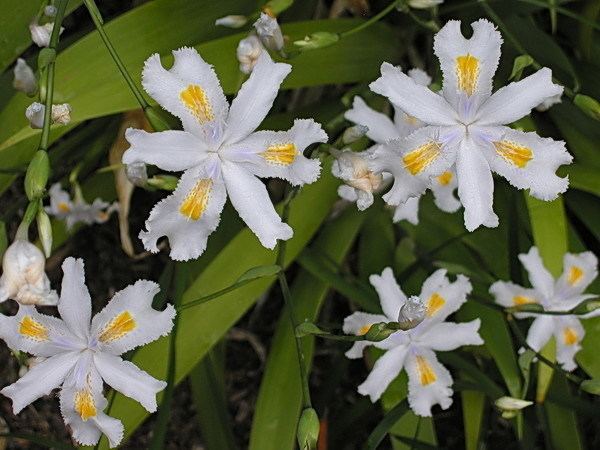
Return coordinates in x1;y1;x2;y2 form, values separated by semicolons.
369;19;572;231
344;267;483;415
123;48;327;261
339;68;461;224
45;183;118;230
490;247;598;371
0;258;175;447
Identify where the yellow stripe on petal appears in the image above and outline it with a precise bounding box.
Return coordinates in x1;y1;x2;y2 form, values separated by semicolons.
99;311;136;343
455;54;479;96
437;171;453;186
74;389;97;421
563;327;578;346
415;355;437;386
58;202;70;213
180;179;212;221
426;293;445;317
19;316;48;341
513;295;536;305
261;143;298;166
180;84;214;124
403;141;441;175
493;141;533;168
568;266;584;286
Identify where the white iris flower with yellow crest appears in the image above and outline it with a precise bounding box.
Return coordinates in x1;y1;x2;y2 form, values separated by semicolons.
123;48;326;261
369;19;572;231
490;247;598;371
340;68;461;225
344;267;483;416
0;258;175;447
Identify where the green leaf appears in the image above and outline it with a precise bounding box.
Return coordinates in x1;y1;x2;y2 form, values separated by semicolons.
237;264;282;282
579;379;600;395
249;207;365;450
461;390;485;450
366;400;410;450
509;54;534;81
97;168;340;449
561;164;600;197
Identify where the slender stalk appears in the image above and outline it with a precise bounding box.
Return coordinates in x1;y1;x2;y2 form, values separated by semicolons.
340;0;402;38
82;0;149;110
178;278;255;311
39;0;69;151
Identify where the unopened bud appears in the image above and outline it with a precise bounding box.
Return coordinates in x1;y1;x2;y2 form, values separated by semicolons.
29;22;63;48
44;5;57;17
215;15;248;28
495;396;533;419
25;150;50;200
580;379;600;395
36;209;53;257
13;58;37;96
126;162;148;187
254;13;284;51
574;94;600;121
25;102;71;129
297;408;319;450
51;103;71;125
237;35;264;74
364;322;395;342
294;31;339;51
147;174;179;191
397;295;426;330
295;322;325;338
342;125;368;144
408;0;443;8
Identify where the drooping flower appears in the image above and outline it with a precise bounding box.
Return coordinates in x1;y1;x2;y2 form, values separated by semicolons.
253;12;284;51
369;19;572;231
332;148;383;211
13;58;37;95
0;240;58;306
122;48;326;261
490;247;598;371
45;183;118;230
215;15;248;28
236;35;264;74
344;267;482;415
25;102;72;129
0;258;175;447
29;21;63;48
338;68;461;224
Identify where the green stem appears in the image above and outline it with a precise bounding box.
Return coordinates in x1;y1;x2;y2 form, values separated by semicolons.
82;0;149;110
177;278;256;311
15;202;39;241
39;0;68;151
340;0;402;38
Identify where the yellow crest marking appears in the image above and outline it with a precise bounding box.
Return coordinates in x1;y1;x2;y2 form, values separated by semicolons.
562;327;578;346
493;141;533;168
261;143;298;166
404;115;419;126
513;295;536;306
19;316;48;341
455;54;479;96
99;311;136;343
57;202;70;213
180;84;214;124
358;325;372;336
437;171;453;186
426;293;446;317
74;388;97;421
180;179;212;221
568;266;584;286
415;355;437;385
403;141;441;175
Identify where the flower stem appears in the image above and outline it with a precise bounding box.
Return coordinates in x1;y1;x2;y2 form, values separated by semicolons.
82;0;149;110
340;0;403;38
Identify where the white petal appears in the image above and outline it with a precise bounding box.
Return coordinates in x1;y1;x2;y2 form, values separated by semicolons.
518;247;555;299
553;316;584;371
58;258;92;340
224;52;291;144
358;345;408;402
369;267;407;321
369;63;457;126
455;136;498;231
139;164;227;261
221;119;326;186
91;280;175;355
142;48;228;141
343;311;388;359
489;280;541;308
405;348;453;417
477;126;572;201
392;197;420;225
431;168;461;213
93;352;166;412
344;96;400;143
434;19;502;108
1;352;77;413
46;183;72;218
221;161;292;249
418;320;483;351
525;315;554;351
338;184;359;202
554;251;598;300
419;270;472;325
123;128;209;172
476;68;563;125
407;68;432;87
